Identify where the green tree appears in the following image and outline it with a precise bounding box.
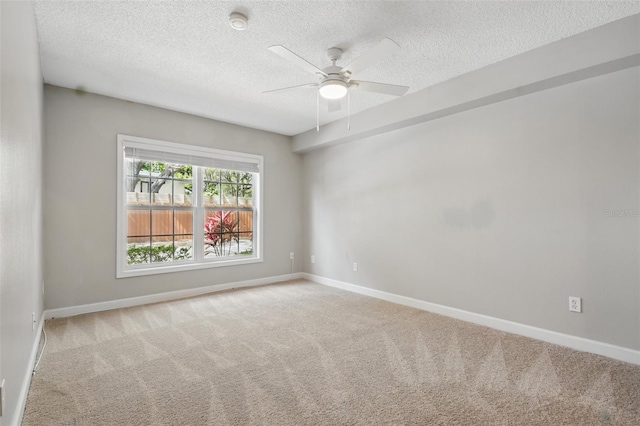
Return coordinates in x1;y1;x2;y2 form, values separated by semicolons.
127;161;192;193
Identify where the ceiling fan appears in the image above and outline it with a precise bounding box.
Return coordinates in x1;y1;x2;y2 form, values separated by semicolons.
264;38;409;130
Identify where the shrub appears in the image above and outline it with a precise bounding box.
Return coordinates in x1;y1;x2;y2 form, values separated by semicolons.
127;244;191;265
204;211;239;256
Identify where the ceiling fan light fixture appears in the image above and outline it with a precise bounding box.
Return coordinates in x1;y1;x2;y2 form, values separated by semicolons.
319;79;347;99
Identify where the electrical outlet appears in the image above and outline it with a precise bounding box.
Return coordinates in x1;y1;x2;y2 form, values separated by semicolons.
32;312;36;330
289;252;295;260
311;255;315;264
353;262;358;272
569;297;582;313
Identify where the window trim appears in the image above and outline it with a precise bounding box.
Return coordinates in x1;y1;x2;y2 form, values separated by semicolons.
116;134;263;278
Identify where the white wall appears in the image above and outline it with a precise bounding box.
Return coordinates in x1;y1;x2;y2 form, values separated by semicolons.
0;2;45;425
43;85;302;310
302;64;639;351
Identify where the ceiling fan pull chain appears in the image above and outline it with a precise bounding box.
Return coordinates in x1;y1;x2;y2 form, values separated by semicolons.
316;90;320;132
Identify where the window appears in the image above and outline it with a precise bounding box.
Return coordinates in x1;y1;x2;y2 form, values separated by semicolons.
116;134;262;278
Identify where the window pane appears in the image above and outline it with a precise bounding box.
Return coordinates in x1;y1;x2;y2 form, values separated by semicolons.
238;172;253;185
175;210;193;235
151;182;172;205
137;179;151;205
238;210;253;233
151;210;173;237
203;168;219;183
173;177;192;206
203;182;220;206
239;232;253;255
221;170;237;183
238;185;252;207
224;211;239;233
204;210;239;258
221;184;237;206
127;239;150;265
137;161;154;204
172;164;193;179
204;209;221;258
126;160;147;196
220;233;240;256
174;235;193;261
148;161;164;173
170;164;192;206
173;192;193;206
126;192;138;205
125;158;141;178
150;237;175;264
127;209;150;237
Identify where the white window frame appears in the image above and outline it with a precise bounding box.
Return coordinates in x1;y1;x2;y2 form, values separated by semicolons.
116;134;263;278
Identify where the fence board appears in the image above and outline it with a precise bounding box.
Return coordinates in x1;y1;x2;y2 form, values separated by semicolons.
127;209;252;244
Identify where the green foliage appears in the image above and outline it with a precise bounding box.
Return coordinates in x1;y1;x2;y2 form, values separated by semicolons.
133;163;252;199
203;181;218;196
173;165;193;179
140;161;165;173
174;165;193;194
127;244;191;265
203;169;253;198
140;161;193;177
175;246;190;259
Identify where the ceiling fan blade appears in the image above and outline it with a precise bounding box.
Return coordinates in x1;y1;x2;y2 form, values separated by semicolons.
327;99;342;112
340;38;400;77
349;80;409;96
268;45;328;76
263;83;318;94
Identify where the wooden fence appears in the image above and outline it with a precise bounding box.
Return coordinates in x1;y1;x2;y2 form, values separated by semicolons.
127;209;253;243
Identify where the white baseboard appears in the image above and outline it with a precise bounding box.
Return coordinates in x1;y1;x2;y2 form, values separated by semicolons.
44;273;304;320
39;270;640;365
13;312;45;426
303;273;640;366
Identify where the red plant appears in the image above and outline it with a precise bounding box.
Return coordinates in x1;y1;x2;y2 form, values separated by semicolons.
204;211;239;256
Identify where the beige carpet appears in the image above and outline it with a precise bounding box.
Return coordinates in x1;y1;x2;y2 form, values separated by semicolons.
23;280;640;425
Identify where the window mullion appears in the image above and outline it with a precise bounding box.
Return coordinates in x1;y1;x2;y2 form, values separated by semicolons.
193;166;204;262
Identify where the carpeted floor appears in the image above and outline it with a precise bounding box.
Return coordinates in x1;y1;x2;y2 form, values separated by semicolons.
23;280;640;425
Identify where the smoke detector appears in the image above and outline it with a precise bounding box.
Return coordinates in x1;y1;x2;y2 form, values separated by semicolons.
229;12;248;31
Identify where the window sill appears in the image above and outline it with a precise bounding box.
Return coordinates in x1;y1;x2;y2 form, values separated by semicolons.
117;256;262;278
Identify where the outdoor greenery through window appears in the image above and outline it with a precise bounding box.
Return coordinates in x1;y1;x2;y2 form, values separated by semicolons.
117;135;262;278
202;169;254;258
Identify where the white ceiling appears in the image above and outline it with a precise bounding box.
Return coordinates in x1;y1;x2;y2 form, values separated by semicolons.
33;1;639;136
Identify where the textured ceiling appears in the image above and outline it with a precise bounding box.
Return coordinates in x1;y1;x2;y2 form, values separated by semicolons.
33;1;639;136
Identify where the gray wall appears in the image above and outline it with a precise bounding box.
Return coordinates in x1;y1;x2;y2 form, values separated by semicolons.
302;67;640;350
0;2;44;425
43;85;302;309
